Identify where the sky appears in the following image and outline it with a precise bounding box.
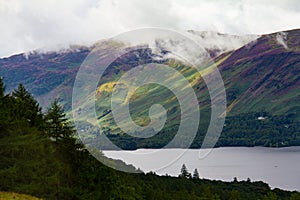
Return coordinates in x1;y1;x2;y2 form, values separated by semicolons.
0;0;300;58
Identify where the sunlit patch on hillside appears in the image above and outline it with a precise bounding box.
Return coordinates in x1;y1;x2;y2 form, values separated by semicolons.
97;81;117;93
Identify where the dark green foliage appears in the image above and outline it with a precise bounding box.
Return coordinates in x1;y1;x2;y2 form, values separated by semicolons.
179;164;191;179
11;84;43;128
290;192;300;200
0;80;299;199
263;192;278;200
45;99;74;143
216;112;300;147
193;168;200;179
0;77;4;98
106;110;300;149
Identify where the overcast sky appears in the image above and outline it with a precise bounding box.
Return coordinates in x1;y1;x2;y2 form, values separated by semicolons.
0;0;300;57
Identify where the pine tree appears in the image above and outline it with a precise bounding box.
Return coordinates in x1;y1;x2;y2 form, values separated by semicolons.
179;164;191;178
233;177;238;183
45;99;82;150
45;99;73;143
45;99;82;198
11;83;43;127
12;84;28;100
193;168;200;179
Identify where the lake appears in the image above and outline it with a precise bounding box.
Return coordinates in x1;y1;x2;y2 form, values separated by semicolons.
104;147;300;191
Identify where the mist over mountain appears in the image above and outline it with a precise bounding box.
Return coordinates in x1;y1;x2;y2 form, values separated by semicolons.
0;29;299;148
0;29;296;112
188;30;258;57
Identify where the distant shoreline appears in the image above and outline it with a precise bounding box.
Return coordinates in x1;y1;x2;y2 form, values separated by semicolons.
100;145;300;151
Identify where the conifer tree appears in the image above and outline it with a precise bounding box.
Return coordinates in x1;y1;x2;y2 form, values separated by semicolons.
193;168;200;179
45;99;82;198
45;99;82;151
179;164;191;178
45;99;73;143
11;83;42;127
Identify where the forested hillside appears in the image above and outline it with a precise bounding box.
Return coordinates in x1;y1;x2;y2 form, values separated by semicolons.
0;77;299;199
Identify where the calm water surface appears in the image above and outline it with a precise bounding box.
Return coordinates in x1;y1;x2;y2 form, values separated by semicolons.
104;147;300;191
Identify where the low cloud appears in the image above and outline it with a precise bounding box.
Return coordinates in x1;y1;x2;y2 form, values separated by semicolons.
0;0;300;57
276;32;288;49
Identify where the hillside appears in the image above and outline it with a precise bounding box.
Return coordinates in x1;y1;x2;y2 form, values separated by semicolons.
0;30;256;109
1;82;299;199
0;29;299;148
0;47;90;110
218;29;300;119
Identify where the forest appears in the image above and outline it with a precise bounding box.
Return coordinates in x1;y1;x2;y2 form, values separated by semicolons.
106;111;300;150
0;77;299;200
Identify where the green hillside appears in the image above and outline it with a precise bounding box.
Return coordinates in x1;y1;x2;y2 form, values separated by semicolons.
82;29;300;148
0;29;300;148
0;80;299;199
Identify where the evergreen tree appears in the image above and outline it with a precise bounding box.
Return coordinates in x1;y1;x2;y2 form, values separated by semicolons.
45;99;74;143
12;83;28;100
193;168;200;179
233;177;238;183
44;98;82;152
45;99;82;198
11;83;42;127
179;164;191;178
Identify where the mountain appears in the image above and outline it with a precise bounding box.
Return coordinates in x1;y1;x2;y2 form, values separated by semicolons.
219;29;300;119
0;30;256;109
0;29;299;148
0;46;90;110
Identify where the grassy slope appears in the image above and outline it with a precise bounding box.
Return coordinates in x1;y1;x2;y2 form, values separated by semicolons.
218;29;300;119
0;29;300;141
0;192;42;200
0;30;299;120
93;29;300;137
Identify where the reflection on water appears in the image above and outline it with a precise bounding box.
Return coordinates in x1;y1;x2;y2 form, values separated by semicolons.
104;147;300;191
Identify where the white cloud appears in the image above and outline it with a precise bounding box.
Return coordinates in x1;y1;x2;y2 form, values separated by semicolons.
0;0;299;57
276;32;288;49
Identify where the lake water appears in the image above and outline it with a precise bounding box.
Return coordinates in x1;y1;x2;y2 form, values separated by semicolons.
104;147;300;191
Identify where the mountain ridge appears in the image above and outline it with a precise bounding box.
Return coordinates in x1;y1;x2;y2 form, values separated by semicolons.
217;28;300;118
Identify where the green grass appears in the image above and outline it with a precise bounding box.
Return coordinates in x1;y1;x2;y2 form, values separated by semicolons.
0;192;42;200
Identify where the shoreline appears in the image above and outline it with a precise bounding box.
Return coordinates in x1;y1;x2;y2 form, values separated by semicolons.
100;145;300;151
